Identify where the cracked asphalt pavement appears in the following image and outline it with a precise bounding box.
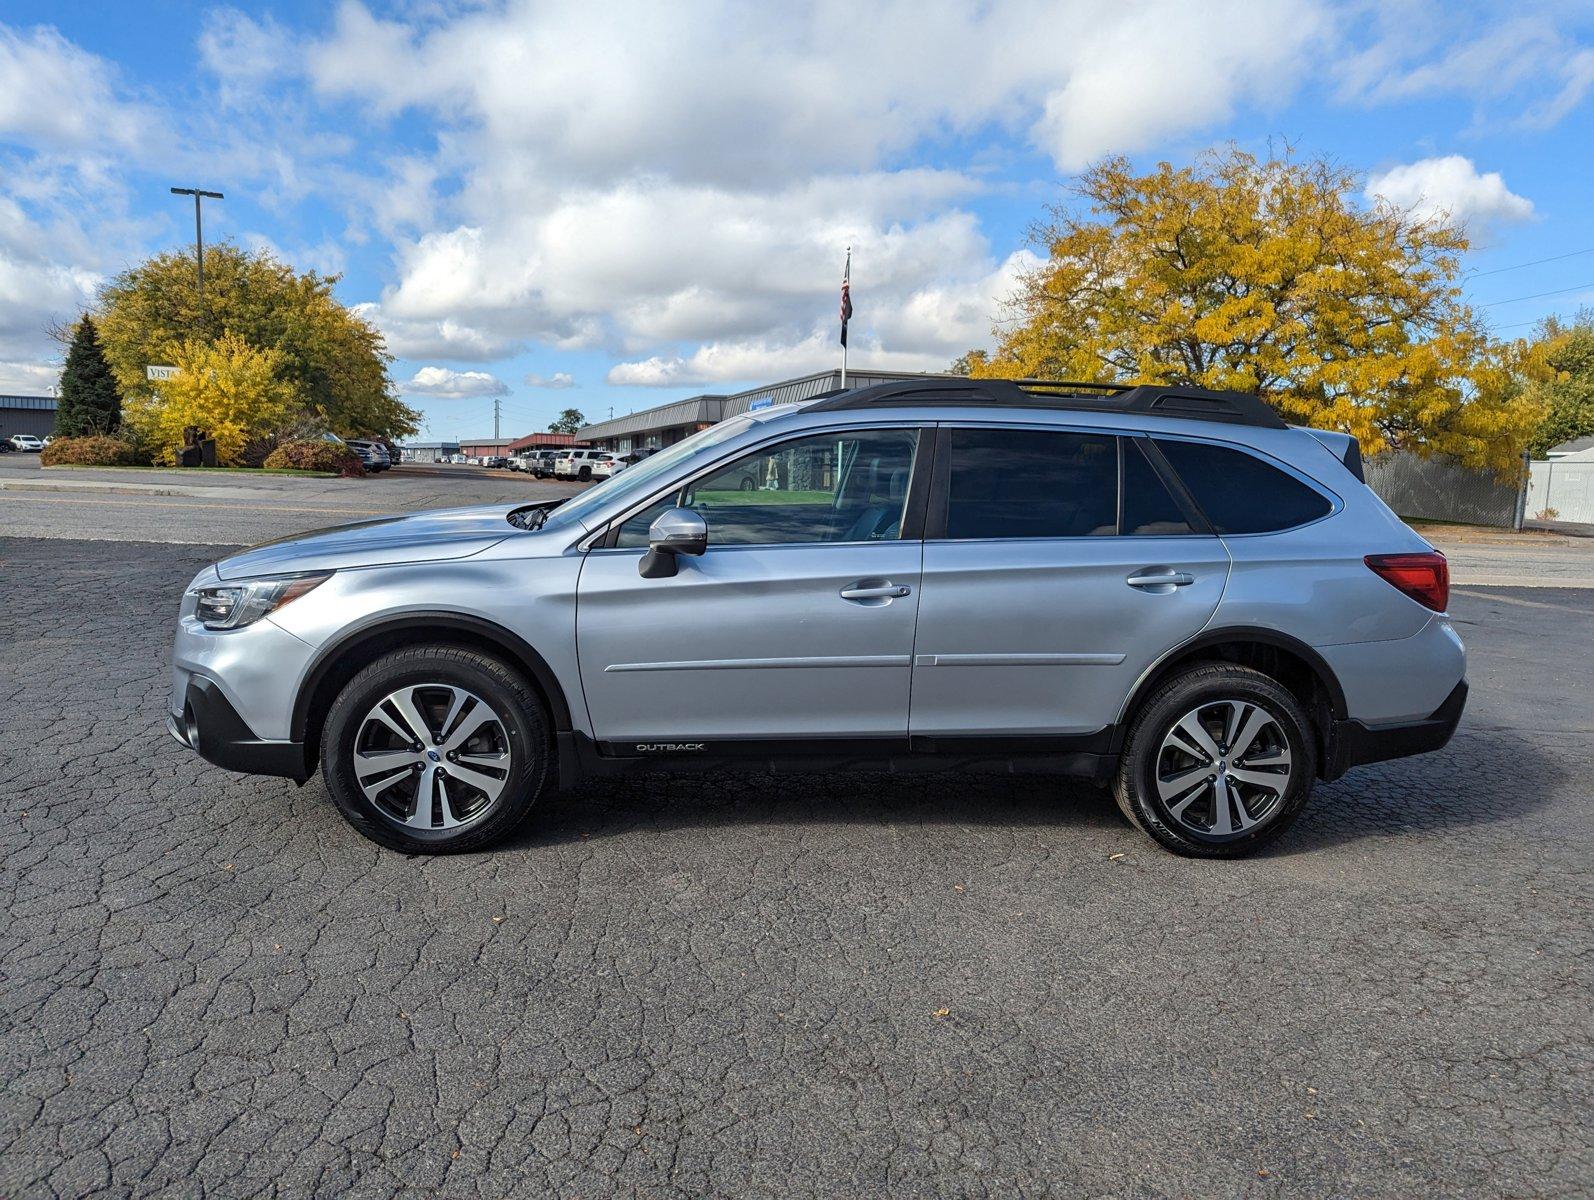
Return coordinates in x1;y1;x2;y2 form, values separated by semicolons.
1;536;1589;1198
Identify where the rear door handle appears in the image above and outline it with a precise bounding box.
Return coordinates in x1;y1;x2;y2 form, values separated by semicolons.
1126;570;1195;590
840;582;912;601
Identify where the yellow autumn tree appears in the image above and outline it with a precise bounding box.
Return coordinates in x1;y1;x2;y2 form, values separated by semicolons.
963;147;1545;475
127;332;299;465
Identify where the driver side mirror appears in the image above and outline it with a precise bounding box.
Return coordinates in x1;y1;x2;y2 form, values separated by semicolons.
639;507;708;578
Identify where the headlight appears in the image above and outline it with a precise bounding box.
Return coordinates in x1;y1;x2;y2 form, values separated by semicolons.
193;572;332;630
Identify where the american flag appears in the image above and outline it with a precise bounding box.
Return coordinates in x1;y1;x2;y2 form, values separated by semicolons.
839;253;853;347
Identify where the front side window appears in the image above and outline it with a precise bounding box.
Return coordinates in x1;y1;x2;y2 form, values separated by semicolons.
615;427;920;548
1154;439;1333;534
941;428;1118;539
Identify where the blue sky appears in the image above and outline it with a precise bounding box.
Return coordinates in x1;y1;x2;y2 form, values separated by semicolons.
2;1;1592;442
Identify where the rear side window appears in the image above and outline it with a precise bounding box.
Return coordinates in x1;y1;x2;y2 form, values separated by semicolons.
942;428;1116;539
1154;439;1332;534
1122;439;1195;536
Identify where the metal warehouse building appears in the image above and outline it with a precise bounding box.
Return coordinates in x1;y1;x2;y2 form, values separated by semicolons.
0;394;57;441
395;440;461;463
575;370;952;451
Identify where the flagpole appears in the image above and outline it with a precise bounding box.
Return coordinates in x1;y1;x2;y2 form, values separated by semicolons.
840;246;851;388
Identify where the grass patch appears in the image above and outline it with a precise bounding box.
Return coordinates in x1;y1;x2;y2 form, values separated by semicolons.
43;463;339;478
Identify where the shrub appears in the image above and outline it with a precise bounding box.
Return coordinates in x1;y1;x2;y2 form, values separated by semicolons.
262;439;366;477
39;435;143;467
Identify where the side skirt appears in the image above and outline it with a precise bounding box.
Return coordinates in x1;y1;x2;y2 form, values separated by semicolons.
555;730;1118;789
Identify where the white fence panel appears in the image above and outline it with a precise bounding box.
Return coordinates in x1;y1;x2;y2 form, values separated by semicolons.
1526;460;1594;525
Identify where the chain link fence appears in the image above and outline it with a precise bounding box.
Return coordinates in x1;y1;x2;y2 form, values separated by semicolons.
1362;451;1523;528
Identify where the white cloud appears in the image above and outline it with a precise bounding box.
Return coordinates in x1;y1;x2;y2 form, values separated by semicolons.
355;304;525;361
1340;11;1594;131
0;194;104;364
307;0;1334;184
298;0;1339;376
399;366;510;399
370;171;993;371
0;25;156;151
524;372;576;389
1366;156;1535;236
1031;0;1325;169
198;9;294;101
0;359;60;394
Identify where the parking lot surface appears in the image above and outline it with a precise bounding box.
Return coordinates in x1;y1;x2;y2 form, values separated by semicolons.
0;456;581;546
1;535;1589;1198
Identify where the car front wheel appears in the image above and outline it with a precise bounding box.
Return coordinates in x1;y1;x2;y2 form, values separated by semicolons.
321;645;551;854
1113;663;1316;858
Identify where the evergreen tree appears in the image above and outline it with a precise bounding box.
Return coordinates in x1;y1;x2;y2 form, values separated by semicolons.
56;316;123;435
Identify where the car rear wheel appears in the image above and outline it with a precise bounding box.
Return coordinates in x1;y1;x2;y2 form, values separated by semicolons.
321;645;551;853
578;466;592;480
1113;663;1316;858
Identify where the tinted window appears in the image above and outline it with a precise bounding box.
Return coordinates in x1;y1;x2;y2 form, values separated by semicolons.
1122;439;1195;536
1155;439;1332;534
616;428;919;548
942;428;1116;539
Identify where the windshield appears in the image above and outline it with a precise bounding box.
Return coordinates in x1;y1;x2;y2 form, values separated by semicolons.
542;415;759;533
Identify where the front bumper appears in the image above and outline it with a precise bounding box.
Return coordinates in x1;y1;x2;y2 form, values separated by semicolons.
167;674;310;781
1323;679;1467;781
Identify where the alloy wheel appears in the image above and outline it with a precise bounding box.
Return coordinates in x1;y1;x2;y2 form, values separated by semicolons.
352;684;512;831
1154;698;1293;839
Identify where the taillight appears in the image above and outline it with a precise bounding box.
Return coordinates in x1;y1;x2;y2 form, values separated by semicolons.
1365;551;1449;612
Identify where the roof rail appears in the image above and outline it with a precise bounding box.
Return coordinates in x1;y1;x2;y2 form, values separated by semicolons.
803;376;1285;430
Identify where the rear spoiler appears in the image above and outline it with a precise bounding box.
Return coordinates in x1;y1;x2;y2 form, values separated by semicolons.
1301;428;1365;482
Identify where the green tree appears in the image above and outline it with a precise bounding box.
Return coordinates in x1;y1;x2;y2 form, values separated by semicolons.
549;407;585;434
1523;311;1594;458
95;244;420;442
55;315;123;435
965;146;1544;475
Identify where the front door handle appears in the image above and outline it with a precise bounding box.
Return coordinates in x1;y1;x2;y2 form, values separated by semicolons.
1126;569;1195;591
840;581;912;602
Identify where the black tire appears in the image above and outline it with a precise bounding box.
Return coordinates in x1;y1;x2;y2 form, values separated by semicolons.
321;644;552;854
738;477;756;491
1113;663;1316;858
578;466;592;481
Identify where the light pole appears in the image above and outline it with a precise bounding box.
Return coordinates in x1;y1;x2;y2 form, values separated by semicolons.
169;187;224;298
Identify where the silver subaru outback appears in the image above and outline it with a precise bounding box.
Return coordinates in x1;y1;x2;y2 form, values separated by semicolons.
166;378;1466;857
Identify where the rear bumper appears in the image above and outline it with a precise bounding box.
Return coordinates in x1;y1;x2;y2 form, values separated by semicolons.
167;675;310;781
1324;679;1467;780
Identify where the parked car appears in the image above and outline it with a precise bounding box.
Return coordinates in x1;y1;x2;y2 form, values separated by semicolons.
554;448;608;480
588;452;623;480
166;377;1465;858
344;439;392;472
530;450;561;478
9;434;44;452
